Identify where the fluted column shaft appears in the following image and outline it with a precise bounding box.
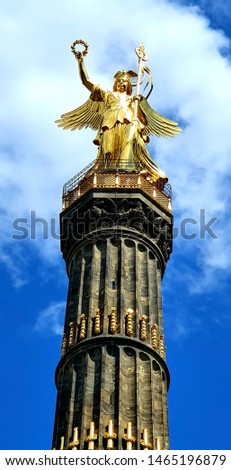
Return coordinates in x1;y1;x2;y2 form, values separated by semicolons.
53;189;172;450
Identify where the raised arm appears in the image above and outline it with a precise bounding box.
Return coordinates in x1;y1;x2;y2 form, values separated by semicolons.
77;57;94;92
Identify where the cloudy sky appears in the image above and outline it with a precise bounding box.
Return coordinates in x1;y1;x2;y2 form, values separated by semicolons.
1;0;231;450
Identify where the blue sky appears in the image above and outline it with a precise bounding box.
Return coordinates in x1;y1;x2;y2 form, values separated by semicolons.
1;0;231;450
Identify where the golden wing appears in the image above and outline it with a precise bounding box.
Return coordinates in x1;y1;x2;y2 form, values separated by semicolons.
55;98;106;131
139;96;182;138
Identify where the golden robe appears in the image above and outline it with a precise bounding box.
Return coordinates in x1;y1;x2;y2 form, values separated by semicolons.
90;85;151;171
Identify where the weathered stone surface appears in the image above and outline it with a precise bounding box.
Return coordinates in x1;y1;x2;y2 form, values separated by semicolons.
53;187;172;450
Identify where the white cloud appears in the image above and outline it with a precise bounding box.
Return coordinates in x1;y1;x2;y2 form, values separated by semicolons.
0;248;28;289
34;301;65;336
1;0;231;292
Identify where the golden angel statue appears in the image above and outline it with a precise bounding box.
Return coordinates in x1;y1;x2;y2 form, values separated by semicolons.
56;40;181;180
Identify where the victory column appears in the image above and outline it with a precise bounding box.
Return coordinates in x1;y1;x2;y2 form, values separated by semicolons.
52;40;181;450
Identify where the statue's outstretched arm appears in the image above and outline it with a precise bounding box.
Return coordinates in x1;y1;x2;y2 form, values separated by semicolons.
77;57;94;92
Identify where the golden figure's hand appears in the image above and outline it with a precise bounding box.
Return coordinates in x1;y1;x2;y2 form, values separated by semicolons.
75;52;83;61
133;95;141;102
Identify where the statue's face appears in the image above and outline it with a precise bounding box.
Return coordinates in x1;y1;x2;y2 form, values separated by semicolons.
115;77;129;93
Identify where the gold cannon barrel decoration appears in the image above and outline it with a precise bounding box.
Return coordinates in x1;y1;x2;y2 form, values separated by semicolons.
140;314;148;341
109;307;117;334
151;323;159;350
140;428;152;450
125;309;134;337
159;334;166;360
93;308;101;335
103;420;117;450
68;427;79;450
79;314;87;340
61;333;67;357
123;422;136;450
68;322;75;348
85;422;97;450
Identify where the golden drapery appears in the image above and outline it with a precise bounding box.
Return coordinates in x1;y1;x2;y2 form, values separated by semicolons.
90;86;167;179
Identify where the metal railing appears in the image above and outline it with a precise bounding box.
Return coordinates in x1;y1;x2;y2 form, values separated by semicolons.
63;159;171;196
63;160;96;196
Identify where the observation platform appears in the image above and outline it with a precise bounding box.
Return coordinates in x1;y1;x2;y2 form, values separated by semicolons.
62;159;172;214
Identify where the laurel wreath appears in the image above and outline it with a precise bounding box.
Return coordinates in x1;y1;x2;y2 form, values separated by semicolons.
71;39;89;59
